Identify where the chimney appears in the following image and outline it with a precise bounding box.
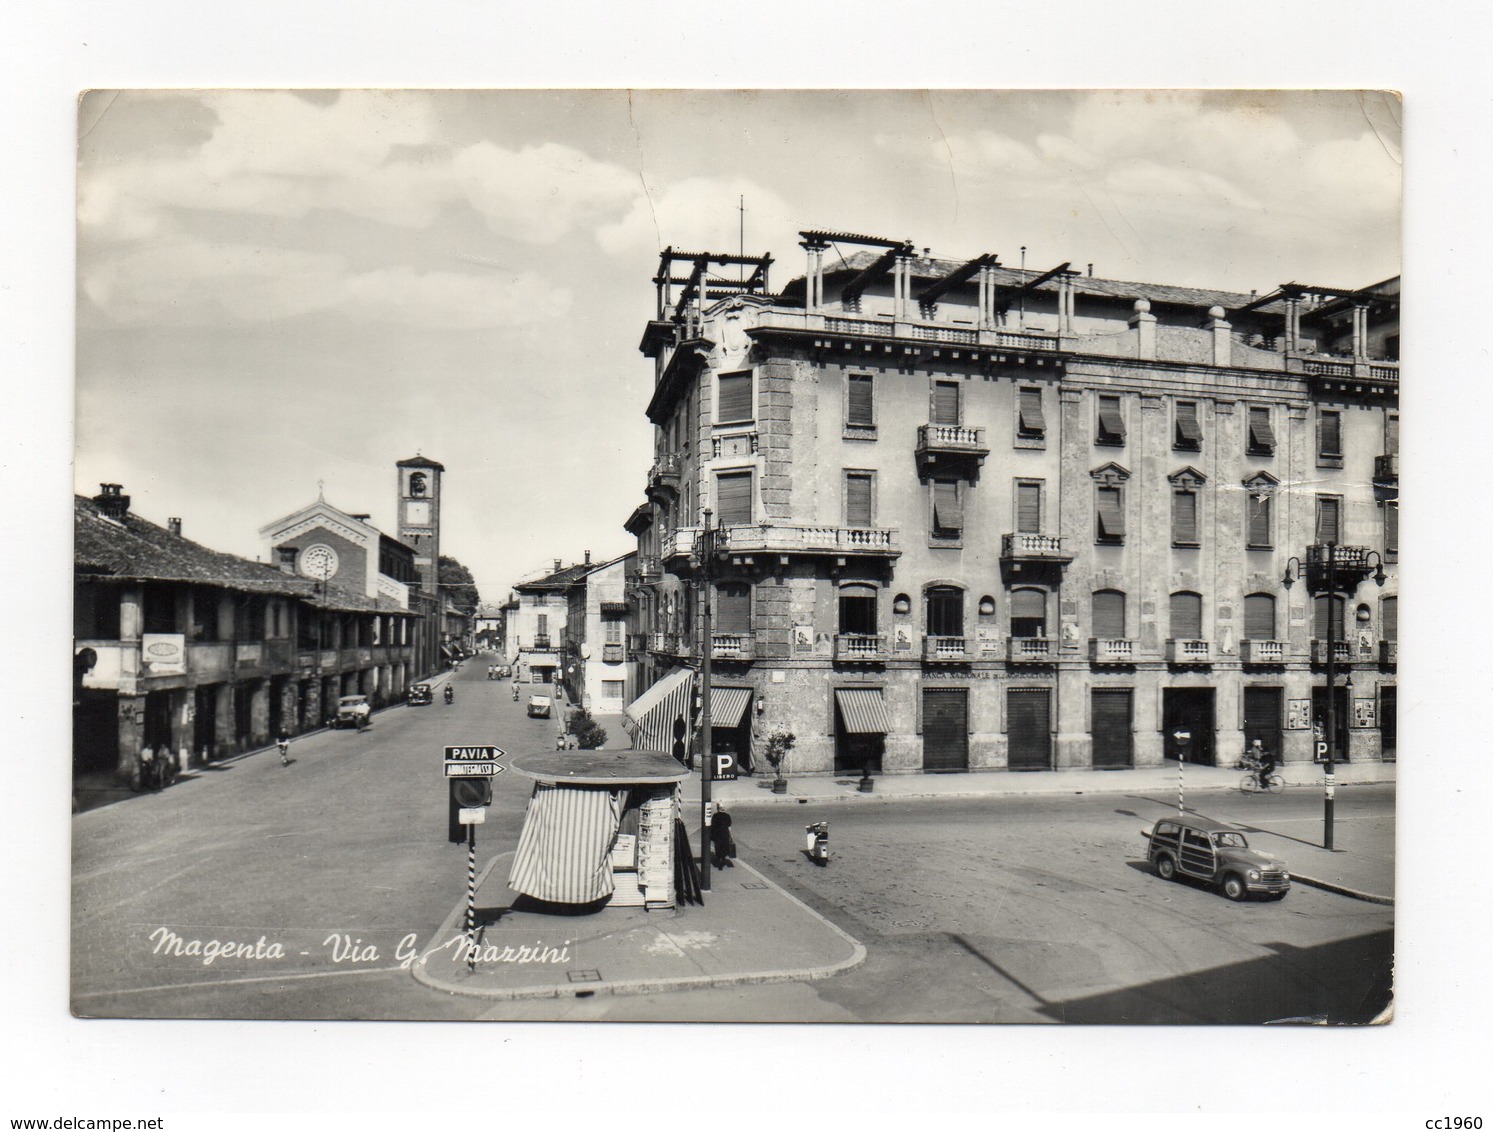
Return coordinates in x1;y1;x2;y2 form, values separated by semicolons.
93;483;131;521
1087;264;1094;277
276;546;298;575
168;517;182;536
584;549;591;565
554;558;562;572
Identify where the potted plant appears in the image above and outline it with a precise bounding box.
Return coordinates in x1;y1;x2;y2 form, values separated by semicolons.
762;728;797;794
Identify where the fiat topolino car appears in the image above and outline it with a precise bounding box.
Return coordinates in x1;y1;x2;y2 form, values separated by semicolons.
1147;815;1290;901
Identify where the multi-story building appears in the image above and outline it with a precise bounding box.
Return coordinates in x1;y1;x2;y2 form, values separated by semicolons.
508;559;583;684
559;551;634;715
629;235;1398;776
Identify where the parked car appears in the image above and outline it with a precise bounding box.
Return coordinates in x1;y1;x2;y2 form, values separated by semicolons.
527;695;552;719
498;665;511;678
1147;815;1290;901
407;683;433;706
332;694;372;729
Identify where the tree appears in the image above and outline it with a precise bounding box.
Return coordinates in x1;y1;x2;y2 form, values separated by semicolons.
566;707;608;750
438;555;480;617
763;728;796;794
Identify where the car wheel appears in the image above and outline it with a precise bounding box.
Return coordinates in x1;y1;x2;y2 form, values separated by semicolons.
1221;874;1249;901
1156;854;1177;881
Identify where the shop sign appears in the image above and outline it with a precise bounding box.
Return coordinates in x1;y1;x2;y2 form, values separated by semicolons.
236;643;262;668
142;634;185;675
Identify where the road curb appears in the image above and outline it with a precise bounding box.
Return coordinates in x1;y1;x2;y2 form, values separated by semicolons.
718;777;1395;806
1287;874;1394;906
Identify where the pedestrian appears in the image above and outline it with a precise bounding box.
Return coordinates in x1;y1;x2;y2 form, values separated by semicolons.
277;734;291;766
709;805;735;869
513;683;520;701
555;732;566;752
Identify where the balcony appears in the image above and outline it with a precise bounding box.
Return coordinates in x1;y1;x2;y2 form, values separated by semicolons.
923;636;970;663
1312;639;1353;664
1301;544;1377;590
647;453;682;497
709;632;755;661
665;523;900;563
834;633;888;663
1373;454;1399;487
1008;637;1056;663
1240;639;1287;665
1166;639;1212;665
1089;638;1135;664
636;555;662;583
763;310;1060;355
916;424;989;467
602;643;625;664
1380;639;1397;666
521;636;552;652
1001;533;1073;564
650;632;693;658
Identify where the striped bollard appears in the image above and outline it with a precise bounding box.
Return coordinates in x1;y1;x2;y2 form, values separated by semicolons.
465;827;477;970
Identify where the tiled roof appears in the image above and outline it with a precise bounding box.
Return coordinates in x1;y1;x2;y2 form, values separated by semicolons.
396;454;446;470
513;551;633;592
75;496;312;596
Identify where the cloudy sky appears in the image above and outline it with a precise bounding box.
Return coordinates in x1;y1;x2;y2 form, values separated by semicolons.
76;89;1401;597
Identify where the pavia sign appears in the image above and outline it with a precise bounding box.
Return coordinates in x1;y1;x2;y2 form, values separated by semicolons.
443;746;505;778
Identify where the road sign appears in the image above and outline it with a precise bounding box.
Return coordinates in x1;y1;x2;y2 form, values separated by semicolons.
444;745;505;762
445;763;503;778
458;807;486;825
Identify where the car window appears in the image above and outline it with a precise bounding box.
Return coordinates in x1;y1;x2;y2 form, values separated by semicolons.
1182;829;1211;849
1213;832;1248;848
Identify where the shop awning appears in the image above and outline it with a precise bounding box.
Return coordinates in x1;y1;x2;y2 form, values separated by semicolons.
508;784;623;904
835;688;891;734
623;667;695;753
440;643;457;658
708;686;753;728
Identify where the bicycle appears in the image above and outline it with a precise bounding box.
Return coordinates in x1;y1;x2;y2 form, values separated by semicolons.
1239;765;1285;795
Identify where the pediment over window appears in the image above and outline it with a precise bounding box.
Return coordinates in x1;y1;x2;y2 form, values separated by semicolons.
1242;470;1280;493
1168;466;1207;488
1089;461;1131;487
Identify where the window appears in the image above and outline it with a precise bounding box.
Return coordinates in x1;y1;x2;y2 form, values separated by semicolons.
1384;499;1398;559
1015;481;1043;534
1010;588;1047;639
846;374;875;428
1313;594;1346;641
1172;487;1199;547
1174;401;1202;451
715;583;752;634
1092;590;1126;639
1385;412;1399;456
845;471;874;527
604;620;623;644
925;586;964;637
1247;406;1276;456
931;478;963;539
1243;593;1276;640
931;380;960;426
1247;490;1273;549
716;470;754;526
1170;591;1203;640
1017;388;1047;439
1096;395;1125;446
839;583;878;636
1096;485;1125;544
537;614;548;637
716;371;753;425
1317;409;1343;466
1381;596;1397;643
1315;495;1342;545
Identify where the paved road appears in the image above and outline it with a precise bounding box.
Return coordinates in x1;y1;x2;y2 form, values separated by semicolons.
71;664;1393;1022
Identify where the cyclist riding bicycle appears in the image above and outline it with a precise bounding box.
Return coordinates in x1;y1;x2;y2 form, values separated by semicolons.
1243;739;1277;789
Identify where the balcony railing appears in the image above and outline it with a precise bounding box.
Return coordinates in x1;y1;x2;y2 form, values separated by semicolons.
923;636;970;663
1001;533;1074;563
1302;544;1376;590
1166;639;1212;664
1373;454;1399;486
648;453;682;491
916;424;989;464
1380;640;1397;666
710;632;755;661
636;555;662;582
1311;639;1353;664
769;309;1060;352
1008;636;1056;663
666;523;900;561
1240;639;1286;665
522;636;552;651
1089;638;1134;663
833;633;888;663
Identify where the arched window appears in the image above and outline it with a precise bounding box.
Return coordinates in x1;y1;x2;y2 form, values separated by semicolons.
1313;594;1346;640
1010;588;1047;638
715;582;752;634
925;585;964;637
1092;590;1126;639
1243;593;1277;640
838;583;878;636
1170;591;1203;640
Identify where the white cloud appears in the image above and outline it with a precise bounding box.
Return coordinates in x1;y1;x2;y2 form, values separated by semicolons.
595;175;797;258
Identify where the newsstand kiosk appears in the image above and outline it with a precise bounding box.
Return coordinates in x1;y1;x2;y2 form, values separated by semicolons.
507;749;692;910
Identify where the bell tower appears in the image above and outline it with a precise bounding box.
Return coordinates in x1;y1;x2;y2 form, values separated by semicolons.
396;454;445;594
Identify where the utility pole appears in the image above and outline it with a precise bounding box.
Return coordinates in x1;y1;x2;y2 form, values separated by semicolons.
1323;542;1338;852
698;508;715;892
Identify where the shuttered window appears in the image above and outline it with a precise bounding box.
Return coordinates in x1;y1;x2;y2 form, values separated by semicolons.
1386;413;1399;456
1018;388;1046;436
932;381;960;426
1243;594;1276;640
1313;594;1346;641
1381;596;1397;642
1010;588;1046;638
1315;496;1341;544
1174;401;1202;450
839;584;878;635
847;374;874;426
845;472;874;527
932;479;963;536
1092;590;1126;638
1247;406;1277;454
717;371;753;424
1317;409;1343;459
716;471;753;526
1016;481;1042;533
1247;492;1273;548
715;583;752;634
1170;592;1203;640
926;586;964;637
1385;499;1398;555
1096;486;1125;543
1097;395;1125;445
1172;490;1199;546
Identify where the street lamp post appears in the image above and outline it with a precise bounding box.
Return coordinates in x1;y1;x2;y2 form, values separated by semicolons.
696;508;716;893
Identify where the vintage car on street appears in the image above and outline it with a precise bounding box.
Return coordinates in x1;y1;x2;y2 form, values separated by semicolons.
331;694;372;729
407;683;433;706
526;695;553;719
1147;815;1290;901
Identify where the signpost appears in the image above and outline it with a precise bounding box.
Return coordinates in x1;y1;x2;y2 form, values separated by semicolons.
442;746;504;969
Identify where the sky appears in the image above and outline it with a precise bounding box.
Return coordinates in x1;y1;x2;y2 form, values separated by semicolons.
74;89;1402;601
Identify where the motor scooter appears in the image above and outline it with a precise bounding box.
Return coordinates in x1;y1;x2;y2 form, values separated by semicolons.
444;685;455;705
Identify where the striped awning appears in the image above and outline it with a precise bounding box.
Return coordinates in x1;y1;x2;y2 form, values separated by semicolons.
623;667;695;754
709;686;753;728
508;784;623;904
835;688;891;734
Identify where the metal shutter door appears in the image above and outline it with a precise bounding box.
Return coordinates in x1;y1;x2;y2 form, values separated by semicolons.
716;472;753;525
1016;482;1042;533
1243;686;1282;752
717;373;753;423
1243;594;1275;640
1091;689;1133;768
1007;688;1051;770
1093;591;1125;638
932;382;960;425
921;689;968;772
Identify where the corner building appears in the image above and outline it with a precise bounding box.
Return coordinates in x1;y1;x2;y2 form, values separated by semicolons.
632;236;1398;776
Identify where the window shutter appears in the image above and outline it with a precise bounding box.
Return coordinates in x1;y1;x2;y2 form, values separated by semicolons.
717;372;753;424
1385;500;1398;553
1096;487;1125;540
1386;414;1399;456
933;480;962;533
846;473;873;527
716;471;753;525
1170;592;1202;639
1247;493;1272;547
932;382;960;425
926;587;964;636
1092;590;1126;638
1248;407;1277;452
1018;388;1046;435
1175;401;1202;448
715;583;752;633
1318;410;1342;456
1172;490;1198;544
1016;482;1042;533
847;375;874;426
1011;588;1046;621
1097;396;1125;443
1315;496;1341;544
1244;594;1275;640
1381;596;1397;642
1314;595;1344;640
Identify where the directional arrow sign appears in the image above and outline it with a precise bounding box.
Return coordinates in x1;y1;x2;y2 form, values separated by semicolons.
444;745;505;762
445;763;504;778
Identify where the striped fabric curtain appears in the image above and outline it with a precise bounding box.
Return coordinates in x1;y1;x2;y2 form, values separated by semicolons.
509;784;624;904
623;667;695;754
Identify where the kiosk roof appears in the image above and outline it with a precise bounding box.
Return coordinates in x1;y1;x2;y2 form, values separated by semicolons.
508;749;690;785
